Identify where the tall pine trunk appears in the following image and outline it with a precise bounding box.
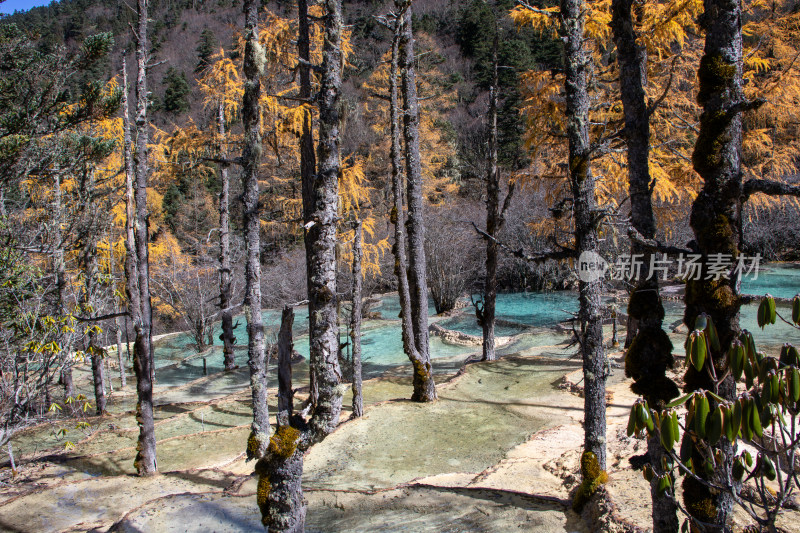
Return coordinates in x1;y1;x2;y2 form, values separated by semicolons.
306;0;344;439
351;219;363;418
481;31;500;363
257;3;345;529
611;1;678;530
53;172;75;401
131;3;157;473
242;0;270;461
78;167;106;416
298;0;319;407
389;10;419;398
109;230;127;389
561;0;607;469
396;2;436;402
217;101;236;371
681;0;748;527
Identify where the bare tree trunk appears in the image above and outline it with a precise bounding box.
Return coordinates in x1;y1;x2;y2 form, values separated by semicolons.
258;306;306;532
53;172;75;401
258;3;346;521
611;2;678;531
131;3;157;472
242;0;269;461
561;0;607;469
108;230;127;389
277;307;294;424
681;0;751;527
396;2;436;402
123;56;141;369
298;0;318;408
480;29;500;363
351;220;363;418
77;165;107;416
389;10;417;396
306;0;344;439
611;0;679;533
218;101;236;371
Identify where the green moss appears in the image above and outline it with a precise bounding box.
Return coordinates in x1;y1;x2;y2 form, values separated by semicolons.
256;476;271;507
572;451;608;512
267;425;301;460
581;450;600;479
246;430;268;461
692;110;732;175
697;53;736;107
682;475;717;523
257;475;271;527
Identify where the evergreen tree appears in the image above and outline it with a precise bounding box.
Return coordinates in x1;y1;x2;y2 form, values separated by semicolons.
161;67;190;114
195;28;217;73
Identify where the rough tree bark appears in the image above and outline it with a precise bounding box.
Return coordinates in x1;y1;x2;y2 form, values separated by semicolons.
611;1;679;531
217;101;236;371
396;1;436;402
388;7;418;396
241;0;270;461
306;0;344;440
108;230;127;389
131;2;157;473
257;307;306;532
78;166;106;416
480;29;500;363
561;0;607;469
681;0;754;527
351;219;363;418
53;172;75;401
298;0;318;407
257;3;346;528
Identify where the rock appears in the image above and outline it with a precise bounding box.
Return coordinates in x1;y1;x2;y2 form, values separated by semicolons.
428;323;483;347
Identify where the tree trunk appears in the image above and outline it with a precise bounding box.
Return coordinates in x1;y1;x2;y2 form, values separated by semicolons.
241;0;270;461
131;4;157;473
351;220;363;418
306;0;344;440
481;29;500;363
396;2;436;402
277;306;294;425
53;172;74;401
258;3;346;521
78;166;107;416
389;10;418;397
298;0;318;408
109;230;127;390
561;0;607;469
257;306;306;532
681;0;748;527
611;2;679;531
114;319;125;389
218;101;236;371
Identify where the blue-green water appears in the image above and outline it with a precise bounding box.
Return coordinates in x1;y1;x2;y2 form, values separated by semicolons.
741;263;800;300
151;263;800;388
439;292;579;337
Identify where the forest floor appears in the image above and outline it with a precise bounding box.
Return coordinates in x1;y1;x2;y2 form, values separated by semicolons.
1;329;798;532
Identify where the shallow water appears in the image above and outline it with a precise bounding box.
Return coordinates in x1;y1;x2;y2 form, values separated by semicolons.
741;263;800;300
149;262;800;389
